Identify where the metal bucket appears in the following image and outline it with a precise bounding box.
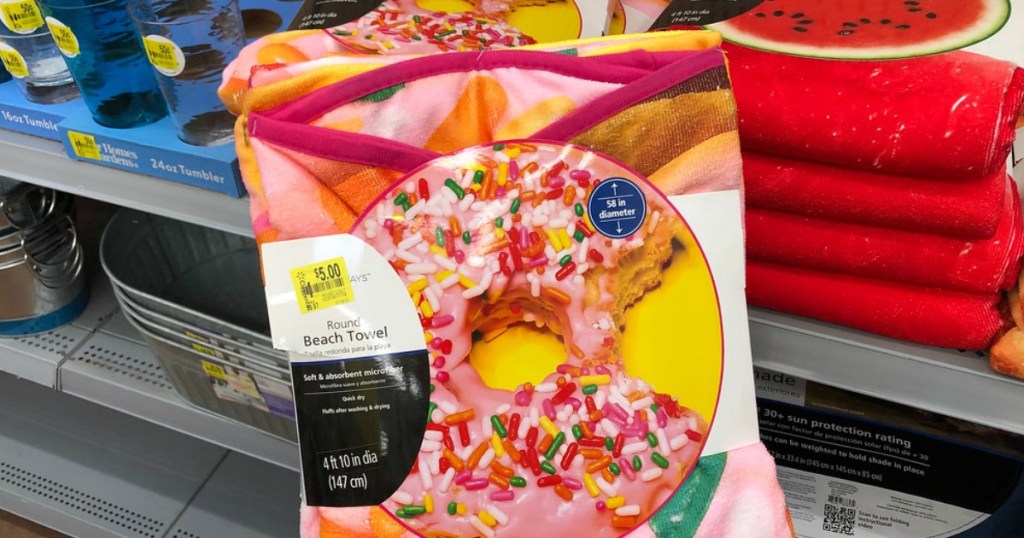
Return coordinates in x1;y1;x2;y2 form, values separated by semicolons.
113;286;287;368
100;209;296;437
0;229;20;251
0;179;84;335
0;183;71;234
100;210;273;349
119;297;296;441
0;242;87;335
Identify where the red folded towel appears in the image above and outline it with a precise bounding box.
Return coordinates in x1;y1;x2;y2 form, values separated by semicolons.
745;178;1024;294
746;260;1007;350
744;153;1006;239
726;44;1024;178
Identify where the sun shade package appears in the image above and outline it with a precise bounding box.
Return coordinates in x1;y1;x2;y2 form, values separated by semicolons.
232;30;793;538
754;367;1024;538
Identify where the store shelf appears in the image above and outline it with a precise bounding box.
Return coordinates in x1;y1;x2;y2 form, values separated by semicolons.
164;452;298;538
749;307;1024;436
0;274;298;470
61;318;299;471
0;275;116;388
0;325;90;388
0;372;227;538
0;371;299;538
6;273;1024;478
0;130;252;238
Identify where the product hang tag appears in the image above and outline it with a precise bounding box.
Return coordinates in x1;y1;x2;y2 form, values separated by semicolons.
647;0;764;30
286;0;380;31
262;234;429;507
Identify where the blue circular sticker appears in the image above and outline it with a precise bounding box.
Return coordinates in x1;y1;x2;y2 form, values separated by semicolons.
586;177;648;239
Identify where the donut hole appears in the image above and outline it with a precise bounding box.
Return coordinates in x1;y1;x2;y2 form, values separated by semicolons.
415;0;474;13
468;323;565;390
467;235;689;393
620;235;722;420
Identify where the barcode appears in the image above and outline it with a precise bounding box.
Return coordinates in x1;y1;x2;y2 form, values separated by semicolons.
303;277;346;297
828;495;856;507
823;503;856;536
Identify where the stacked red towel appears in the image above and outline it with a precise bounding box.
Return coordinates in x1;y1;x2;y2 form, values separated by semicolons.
728;45;1024;177
746;181;1023;294
747;261;1007;350
744;154;1007;239
727;44;1024;349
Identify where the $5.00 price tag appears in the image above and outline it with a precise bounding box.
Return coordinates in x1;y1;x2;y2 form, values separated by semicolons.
290;256;354;314
0;0;43;34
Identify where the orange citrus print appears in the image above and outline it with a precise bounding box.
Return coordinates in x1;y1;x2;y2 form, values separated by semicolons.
495;96;576;140
425;76;509;153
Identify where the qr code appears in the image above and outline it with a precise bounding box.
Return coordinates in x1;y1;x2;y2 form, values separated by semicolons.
823;503;856;536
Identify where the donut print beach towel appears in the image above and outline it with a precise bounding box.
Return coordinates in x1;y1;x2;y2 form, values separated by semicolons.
232;31;792;538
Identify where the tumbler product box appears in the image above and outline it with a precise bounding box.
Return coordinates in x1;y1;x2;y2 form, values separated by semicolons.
755;367;1024;538
0;79;77;140
58;107;243;197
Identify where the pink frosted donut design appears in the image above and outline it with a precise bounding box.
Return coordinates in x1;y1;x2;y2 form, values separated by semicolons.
351;141;709;537
327;0;536;54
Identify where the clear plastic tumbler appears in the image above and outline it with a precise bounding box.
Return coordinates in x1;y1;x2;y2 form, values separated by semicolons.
128;0;244;146
0;4;78;104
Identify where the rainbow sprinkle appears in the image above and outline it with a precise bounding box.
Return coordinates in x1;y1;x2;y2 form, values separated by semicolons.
365;143;705;534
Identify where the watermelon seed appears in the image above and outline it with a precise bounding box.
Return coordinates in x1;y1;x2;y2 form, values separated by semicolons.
842;22;857;27
896;24;910;29
859;18;871;24
792;26;807;33
773;10;784;16
837;30;854;36
754;12;766;18
926;12;937;18
790;12;804;18
798;19;813;25
904;1;918;4
880;19;891;24
908;7;922;12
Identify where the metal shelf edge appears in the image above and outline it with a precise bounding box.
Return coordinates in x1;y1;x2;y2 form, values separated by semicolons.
165;452;299;538
749;308;1024;436
61;328;299;471
0;373;228;538
0;130;252;237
